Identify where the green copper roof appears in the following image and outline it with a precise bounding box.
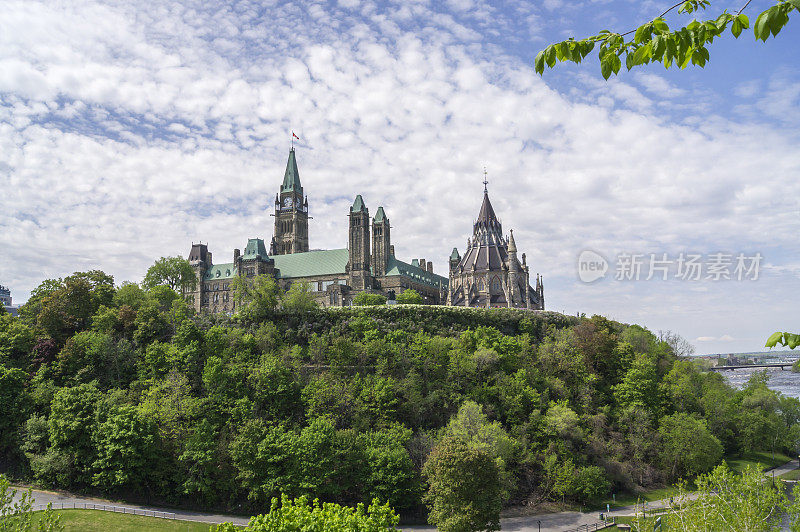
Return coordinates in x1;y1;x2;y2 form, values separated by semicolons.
385;257;448;288
374;206;387;222
242;238;270;261
273;249;349;278
450;247;461;260
351;195;366;213
203;263;235;281
281;148;303;195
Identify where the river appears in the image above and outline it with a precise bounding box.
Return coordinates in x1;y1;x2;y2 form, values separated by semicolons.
721;366;800;399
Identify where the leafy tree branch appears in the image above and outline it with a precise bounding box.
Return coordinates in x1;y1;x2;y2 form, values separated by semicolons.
535;0;800;79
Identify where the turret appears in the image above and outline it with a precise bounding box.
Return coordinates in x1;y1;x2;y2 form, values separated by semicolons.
348;195;371;290
372;206;390;277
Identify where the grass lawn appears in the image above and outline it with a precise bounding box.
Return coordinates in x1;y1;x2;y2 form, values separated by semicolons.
780;468;800;480
33;509;219;532
726;451;792;473
597;486;680;510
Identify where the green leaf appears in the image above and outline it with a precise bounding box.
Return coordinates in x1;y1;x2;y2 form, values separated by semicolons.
731;19;742;37
737;13;749;29
788;334;800;350
754;9;772;41
653;18;670;33
600;58;611;80
787;0;800;11
766;332;785;348
534;51;545;74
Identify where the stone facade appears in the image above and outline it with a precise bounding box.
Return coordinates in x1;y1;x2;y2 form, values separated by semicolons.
447;190;544;309
187;148;448;311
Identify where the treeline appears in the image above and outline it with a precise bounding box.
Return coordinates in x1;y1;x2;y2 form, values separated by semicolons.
1;269;799;524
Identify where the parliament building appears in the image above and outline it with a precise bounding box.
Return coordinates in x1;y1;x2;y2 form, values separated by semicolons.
187;148;544;312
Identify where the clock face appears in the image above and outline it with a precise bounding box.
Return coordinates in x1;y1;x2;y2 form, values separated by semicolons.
283;197;293;208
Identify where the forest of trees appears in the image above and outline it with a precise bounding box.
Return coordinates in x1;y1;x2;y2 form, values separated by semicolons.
1;268;799;528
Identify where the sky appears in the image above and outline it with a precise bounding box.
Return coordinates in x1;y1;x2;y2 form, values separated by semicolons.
0;0;798;355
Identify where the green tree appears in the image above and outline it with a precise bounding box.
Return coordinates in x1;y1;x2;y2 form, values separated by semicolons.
282;282;318;312
47;383;102;485
535;0;800;80
142;256;197;295
660;464;785;531
352;293;387;306
232;274;280;319
396;289;423;305
614;354;663;420
658;412;723;479
214;494;399;532
91;405;157;491
422;436;503;532
0;365;29;453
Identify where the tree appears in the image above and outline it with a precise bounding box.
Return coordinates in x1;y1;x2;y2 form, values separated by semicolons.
213;494;399;532
91;405;157;491
0;365;28;453
396;289;423;305
422;436;503;532
281;282;318;312
658;412;723;479
655;464;786;531
142;257;197;295
535;0;800;79
352;293;387;306
232;274;280;320
0;475;63;531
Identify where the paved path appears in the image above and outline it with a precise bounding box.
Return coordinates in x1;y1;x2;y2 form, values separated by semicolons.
11;487;251;527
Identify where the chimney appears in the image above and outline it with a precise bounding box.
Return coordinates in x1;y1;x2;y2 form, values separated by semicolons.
234;248;240;261
419;259;426;271
389;245;395;256
427;262;433;273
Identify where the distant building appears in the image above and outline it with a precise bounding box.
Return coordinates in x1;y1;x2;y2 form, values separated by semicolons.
1;285;19;317
186;148;448;312
0;285;10;307
446;189;544;309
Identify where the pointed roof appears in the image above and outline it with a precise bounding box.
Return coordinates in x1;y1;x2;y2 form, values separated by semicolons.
242;238;270;261
508;229;517;253
450;247;461;260
374;206;387;222
476;191;498;225
281;148;303;195
351;194;367;213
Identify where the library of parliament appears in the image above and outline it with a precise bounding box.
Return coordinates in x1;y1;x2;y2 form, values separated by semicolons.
187;148;544;312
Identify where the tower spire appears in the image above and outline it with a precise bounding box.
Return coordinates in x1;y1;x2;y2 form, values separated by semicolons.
483;167;488;193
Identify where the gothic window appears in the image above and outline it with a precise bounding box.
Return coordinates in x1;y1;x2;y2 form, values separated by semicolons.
478;279;484;291
491;277;501;293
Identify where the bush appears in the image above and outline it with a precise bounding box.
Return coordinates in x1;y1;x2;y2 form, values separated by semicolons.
352;293;387;306
213;494;398;531
396;289;423;305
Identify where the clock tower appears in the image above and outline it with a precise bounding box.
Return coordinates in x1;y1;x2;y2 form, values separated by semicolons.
271;147;309;255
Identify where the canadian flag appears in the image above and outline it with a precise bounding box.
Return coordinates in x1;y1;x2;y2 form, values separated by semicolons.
292;131;300;140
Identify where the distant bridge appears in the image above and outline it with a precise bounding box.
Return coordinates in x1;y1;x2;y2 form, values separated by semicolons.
710;362;796;371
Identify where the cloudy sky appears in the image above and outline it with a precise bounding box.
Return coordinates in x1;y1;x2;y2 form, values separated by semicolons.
1;0;798;354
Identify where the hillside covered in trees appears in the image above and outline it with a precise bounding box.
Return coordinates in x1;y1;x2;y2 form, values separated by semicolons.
1;269;798;523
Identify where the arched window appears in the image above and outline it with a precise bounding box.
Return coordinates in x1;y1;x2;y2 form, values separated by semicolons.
478;279;484;291
491;277;501;293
